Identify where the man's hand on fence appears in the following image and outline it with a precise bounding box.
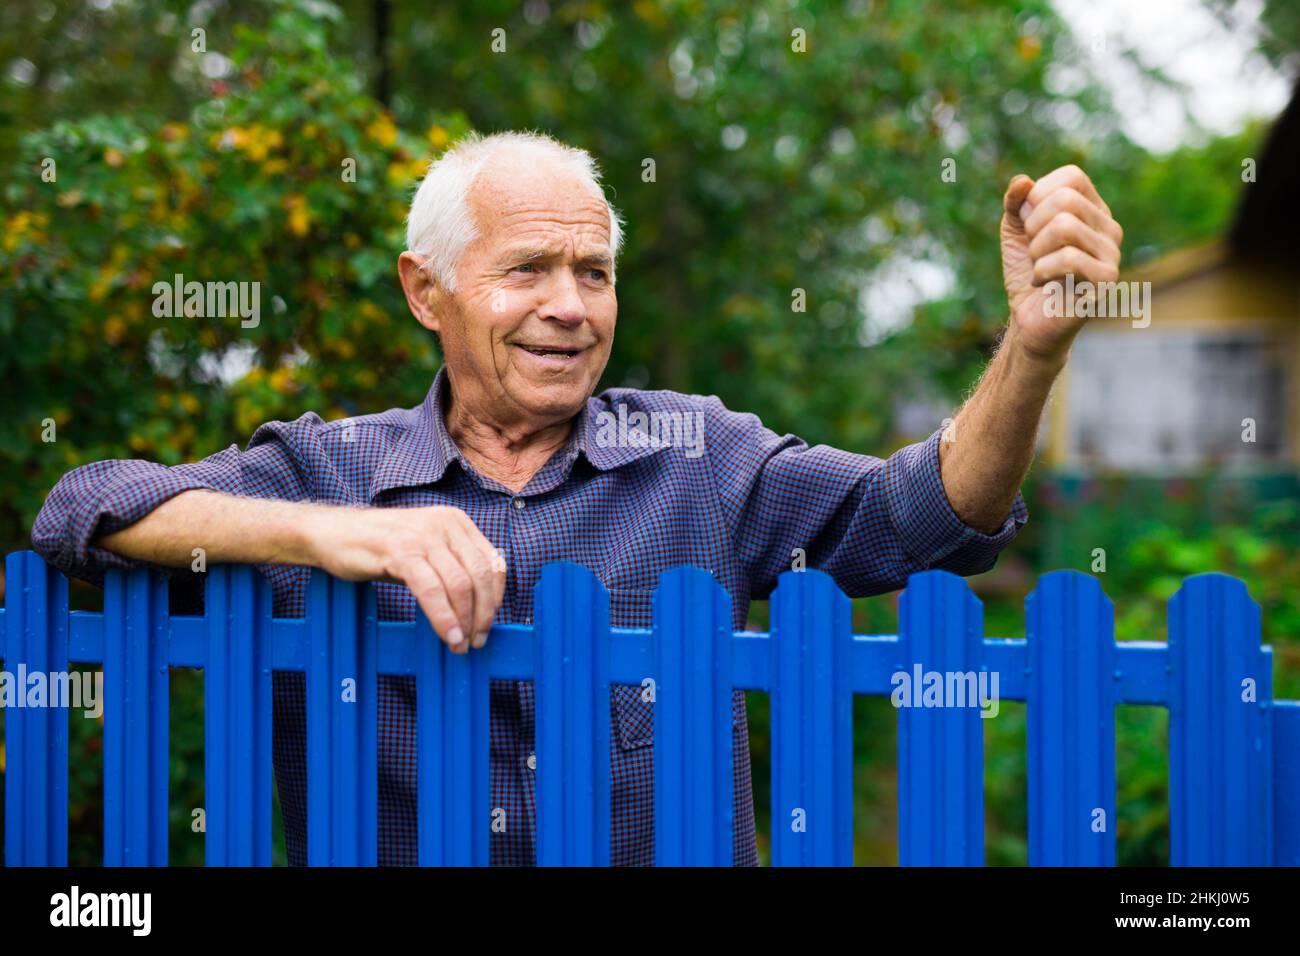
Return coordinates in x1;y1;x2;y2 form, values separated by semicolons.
306;505;507;654
94;491;507;655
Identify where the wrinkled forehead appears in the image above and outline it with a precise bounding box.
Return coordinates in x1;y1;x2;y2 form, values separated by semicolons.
467;157;612;253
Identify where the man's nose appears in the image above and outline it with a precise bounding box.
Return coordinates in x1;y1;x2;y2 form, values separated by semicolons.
537;268;588;325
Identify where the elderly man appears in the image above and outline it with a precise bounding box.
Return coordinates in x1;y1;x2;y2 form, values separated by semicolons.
33;130;1123;866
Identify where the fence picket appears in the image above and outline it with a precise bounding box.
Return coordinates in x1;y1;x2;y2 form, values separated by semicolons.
1168;573;1272;865
2;551;70;865
102;565;170;866
534;563;612;866
415;614;490;866
305;572;378;866
1275;701;1300;866
653;566;734;866
896;570;985;866
770;569;854;866
203;565;273;866
1027;571;1117;865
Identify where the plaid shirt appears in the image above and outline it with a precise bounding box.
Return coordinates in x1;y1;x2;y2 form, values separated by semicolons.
32;366;1027;866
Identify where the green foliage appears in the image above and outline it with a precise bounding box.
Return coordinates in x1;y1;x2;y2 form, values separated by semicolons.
1033;473;1300;699
1101;123;1268;266
1;0;466;556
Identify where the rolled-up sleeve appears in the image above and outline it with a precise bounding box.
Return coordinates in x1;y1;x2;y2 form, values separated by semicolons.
705;397;1027;599
31;416;321;584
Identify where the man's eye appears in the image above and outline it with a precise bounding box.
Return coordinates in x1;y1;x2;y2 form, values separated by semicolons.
588;269;607;282
512;262;537;274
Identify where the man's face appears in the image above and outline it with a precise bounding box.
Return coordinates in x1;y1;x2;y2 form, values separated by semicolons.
409;158;618;432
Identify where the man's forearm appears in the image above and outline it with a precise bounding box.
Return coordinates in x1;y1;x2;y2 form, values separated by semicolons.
938;323;1065;534
93;488;508;651
95;489;325;569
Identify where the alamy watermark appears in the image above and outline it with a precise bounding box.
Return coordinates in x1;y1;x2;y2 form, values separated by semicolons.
594;403;705;459
890;664;1000;718
0;665;103;718
1043;275;1151;329
50;886;150;936
152;272;261;328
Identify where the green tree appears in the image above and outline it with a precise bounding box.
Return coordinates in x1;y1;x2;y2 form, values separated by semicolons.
2;1;467;557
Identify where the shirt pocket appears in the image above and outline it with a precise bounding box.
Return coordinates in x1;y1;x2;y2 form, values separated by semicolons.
608;587;655;749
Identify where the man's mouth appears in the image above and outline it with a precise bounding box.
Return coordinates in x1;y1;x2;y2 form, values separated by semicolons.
518;346;582;357
513;343;587;364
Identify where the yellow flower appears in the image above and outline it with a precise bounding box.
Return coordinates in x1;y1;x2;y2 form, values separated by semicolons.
179;393;201;415
386;159;416;187
412;158;432;181
236;400;260;436
88;261;120;303
233;124;282;162
242;125;268;161
427;125;449;149
3;211;31;252
366;114;398;148
1017;35;1042;61
270;367;297;395
284;194;311;237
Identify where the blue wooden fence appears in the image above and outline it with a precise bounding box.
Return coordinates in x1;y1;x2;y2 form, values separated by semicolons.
1;549;1297;866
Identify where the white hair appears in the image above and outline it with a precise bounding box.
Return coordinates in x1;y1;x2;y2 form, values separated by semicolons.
405;129;625;292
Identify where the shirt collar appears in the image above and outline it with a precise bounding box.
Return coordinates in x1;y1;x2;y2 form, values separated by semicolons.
368;366;663;500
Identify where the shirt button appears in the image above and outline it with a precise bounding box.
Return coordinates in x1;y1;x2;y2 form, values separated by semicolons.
526;753;537;771
512;497;526;510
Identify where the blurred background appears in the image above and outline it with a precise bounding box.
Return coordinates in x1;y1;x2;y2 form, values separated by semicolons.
0;0;1297;866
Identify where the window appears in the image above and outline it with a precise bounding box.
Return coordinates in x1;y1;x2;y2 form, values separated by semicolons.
1063;329;1287;471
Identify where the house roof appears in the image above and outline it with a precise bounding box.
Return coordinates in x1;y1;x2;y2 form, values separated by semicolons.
1121;81;1299;288
1227;81;1300;266
1121;238;1228;288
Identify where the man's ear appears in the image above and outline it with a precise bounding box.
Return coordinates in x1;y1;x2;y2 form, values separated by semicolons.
397;251;446;333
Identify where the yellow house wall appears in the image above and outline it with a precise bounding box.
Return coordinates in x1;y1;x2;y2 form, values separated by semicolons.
1045;260;1300;467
